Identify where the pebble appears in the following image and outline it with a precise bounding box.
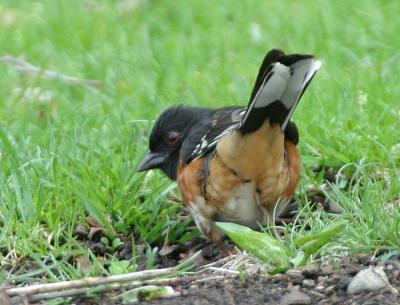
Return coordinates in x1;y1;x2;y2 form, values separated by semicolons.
302;279;315;288
286;270;303;285
90;242;106;255
347;267;388;294
280;286;311;305
88;227;108;240
320;264;334;275
309;290;325;299
324;285;335;293
317;275;328;283
327;200;342;213
301;264;319;278
73;224;89;239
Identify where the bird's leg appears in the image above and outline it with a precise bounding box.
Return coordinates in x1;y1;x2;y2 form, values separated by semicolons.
193;215;235;256
208;224;236;256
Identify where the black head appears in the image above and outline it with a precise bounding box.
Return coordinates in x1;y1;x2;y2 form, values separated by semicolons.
137;105;211;180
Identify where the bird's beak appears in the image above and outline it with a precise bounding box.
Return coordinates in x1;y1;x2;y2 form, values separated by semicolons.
137;152;166;172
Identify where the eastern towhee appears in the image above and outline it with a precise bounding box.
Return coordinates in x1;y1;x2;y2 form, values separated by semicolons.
137;49;321;248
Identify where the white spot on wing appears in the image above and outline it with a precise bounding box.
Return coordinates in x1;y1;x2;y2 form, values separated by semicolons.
190;123;241;159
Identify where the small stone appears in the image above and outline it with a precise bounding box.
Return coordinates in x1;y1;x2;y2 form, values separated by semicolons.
301;264;319;278
179;252;188;259
386;264;394;271
75;255;91;273
280;286;311;305
90;242;106;255
86;216;102;227
286;269;302;277
317;276;328;283
347;268;388;294
321;264;334;275
302;279;315;288
309;290;325;299
286;270;303;285
73;224;89;239
88;227;108;240
327;200;342;213
324;285;335;293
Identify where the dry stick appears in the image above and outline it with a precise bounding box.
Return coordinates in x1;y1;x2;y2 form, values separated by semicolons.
26;275;203;302
192;275;224;284
5;267;175;296
28;290;182;302
5;250;202;297
206;267;240;275
0;55;101;89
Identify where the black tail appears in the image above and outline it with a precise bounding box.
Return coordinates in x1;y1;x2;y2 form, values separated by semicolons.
240;49;321;134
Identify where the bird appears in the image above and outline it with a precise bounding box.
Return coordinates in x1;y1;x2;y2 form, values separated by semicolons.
137;49;321;249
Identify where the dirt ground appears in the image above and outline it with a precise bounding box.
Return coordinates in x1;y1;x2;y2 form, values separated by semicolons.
142;257;400;305
73;255;400;305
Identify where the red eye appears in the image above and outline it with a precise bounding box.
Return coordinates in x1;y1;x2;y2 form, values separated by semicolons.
166;131;180;145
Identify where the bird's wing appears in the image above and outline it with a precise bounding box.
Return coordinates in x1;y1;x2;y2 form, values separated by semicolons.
181;108;245;164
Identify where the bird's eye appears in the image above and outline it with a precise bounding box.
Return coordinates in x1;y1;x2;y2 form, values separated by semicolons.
166;131;180;145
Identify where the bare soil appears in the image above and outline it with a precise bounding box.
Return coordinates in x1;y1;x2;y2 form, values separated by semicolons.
74;255;400;305
147;259;400;305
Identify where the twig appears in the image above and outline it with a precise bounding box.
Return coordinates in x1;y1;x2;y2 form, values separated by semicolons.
5;268;174;296
133;274;202;286
206;267;240;275
192;275;225;284
9;274;219;302
26;275;201;302
4;250;201;297
0;55;101;89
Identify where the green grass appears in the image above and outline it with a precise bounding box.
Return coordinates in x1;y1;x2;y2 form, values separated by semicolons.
1;0;400;283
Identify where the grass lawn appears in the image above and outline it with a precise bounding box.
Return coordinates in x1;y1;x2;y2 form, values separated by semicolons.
1;0;400;287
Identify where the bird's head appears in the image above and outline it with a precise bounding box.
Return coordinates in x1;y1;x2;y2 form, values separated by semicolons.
137;106;209;180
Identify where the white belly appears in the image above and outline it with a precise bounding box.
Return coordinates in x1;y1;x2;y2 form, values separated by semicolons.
216;183;266;228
